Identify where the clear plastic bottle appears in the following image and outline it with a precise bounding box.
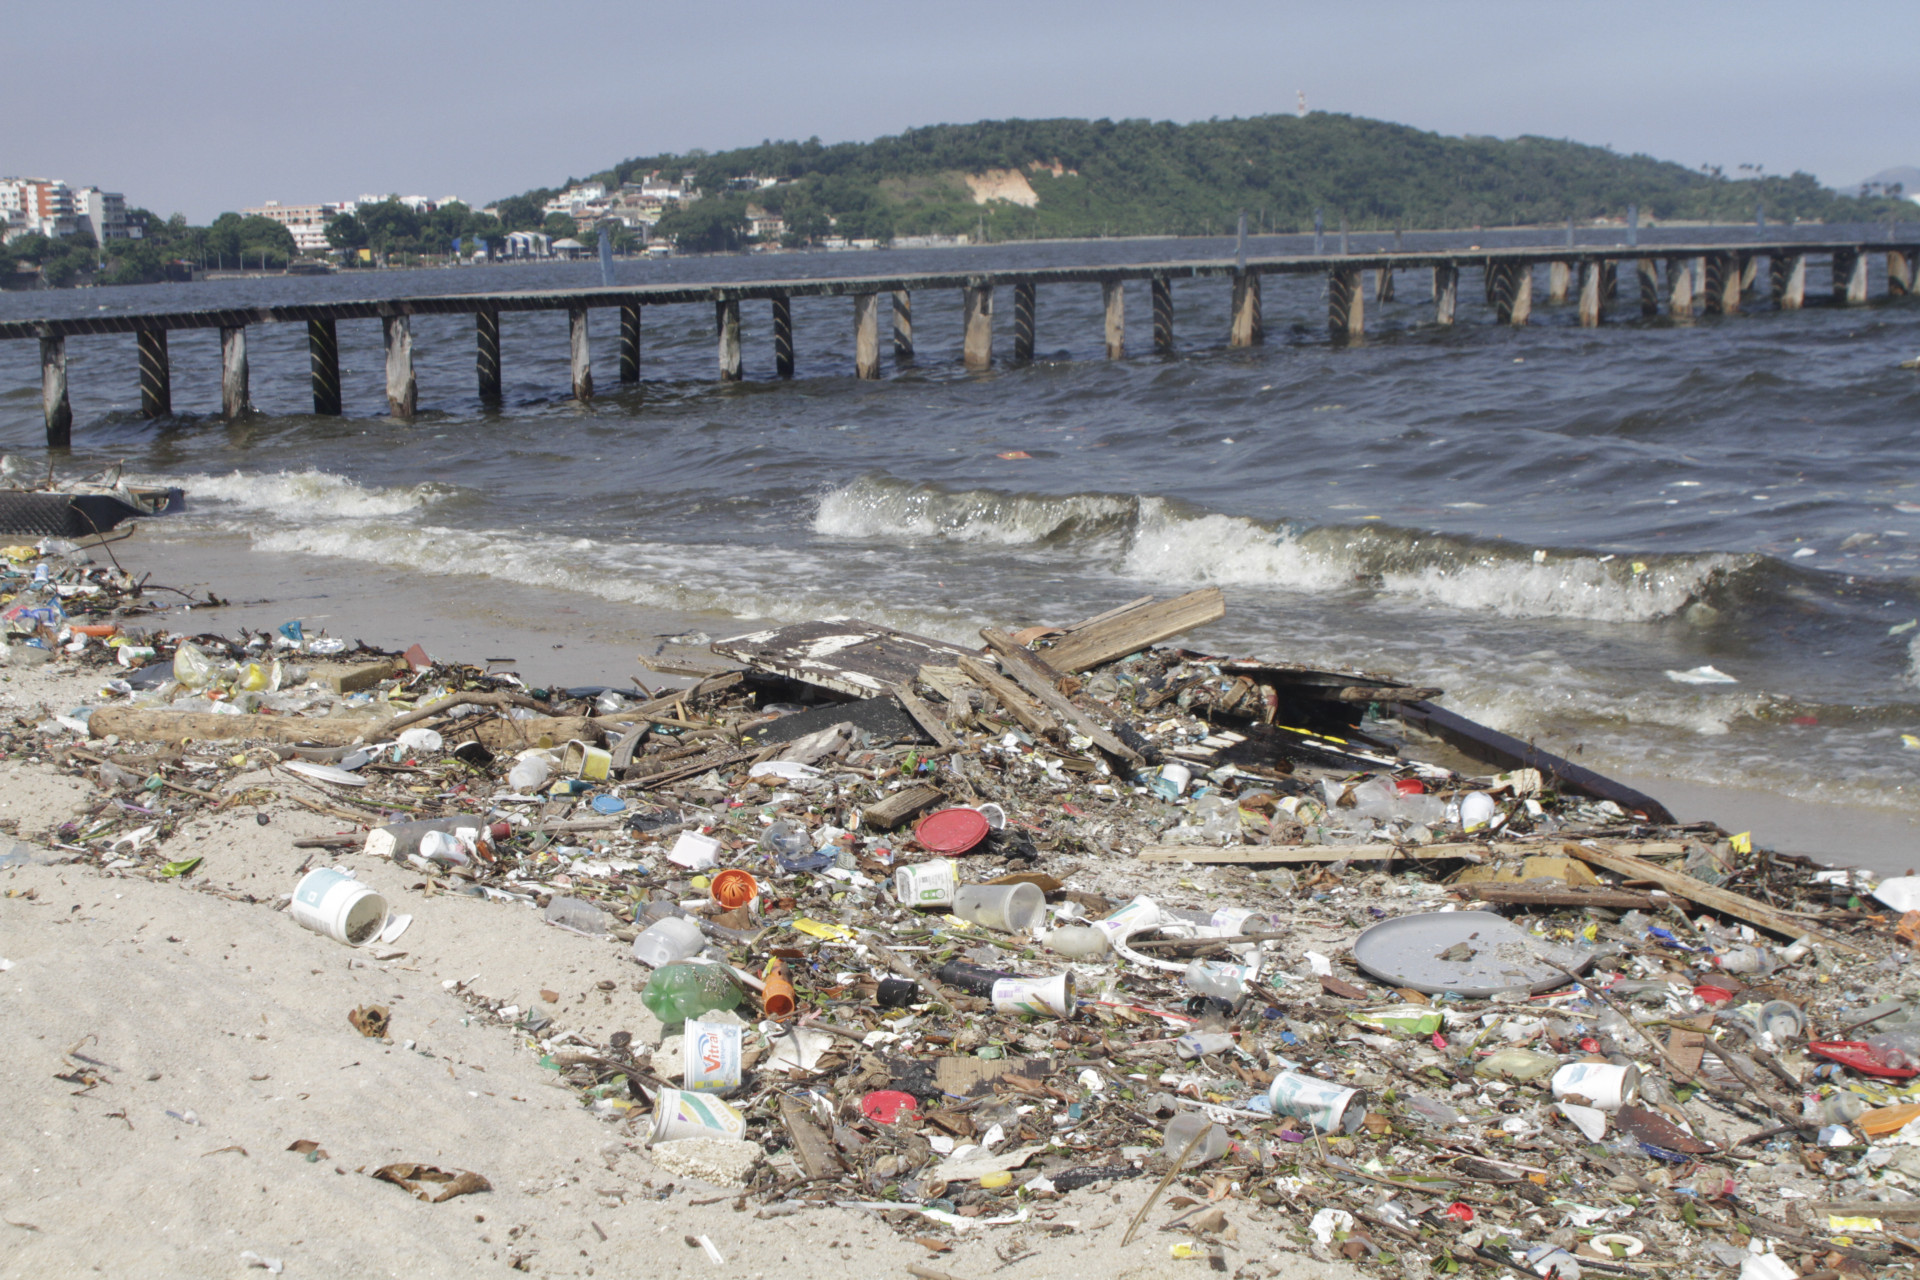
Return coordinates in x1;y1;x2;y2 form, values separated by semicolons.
632;915;705;967
1868;1028;1920;1071
544;895;612;936
1161;1111;1231;1166
1185;959;1252;1003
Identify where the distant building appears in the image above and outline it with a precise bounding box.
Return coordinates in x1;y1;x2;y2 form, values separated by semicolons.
242;200;340;252
551;236;587;260
0;177;78;239
745;207;785;240
73;188;134;242
504;230;552;259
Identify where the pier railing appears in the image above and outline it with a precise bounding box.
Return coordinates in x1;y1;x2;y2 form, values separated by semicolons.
7;241;1915;445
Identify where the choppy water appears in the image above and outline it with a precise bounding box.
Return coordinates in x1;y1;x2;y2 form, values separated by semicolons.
3;225;1919;816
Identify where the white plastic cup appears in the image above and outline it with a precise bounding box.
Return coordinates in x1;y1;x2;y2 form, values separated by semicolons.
893;861;959;909
682;1020;742;1093
290;866;389;947
632;916;706;968
1094;895;1162;945
992;972;1075;1018
1551;1061;1641;1111
651;1087;747;1143
953;882;1045;933
1268;1070;1367;1135
974;803;1007;830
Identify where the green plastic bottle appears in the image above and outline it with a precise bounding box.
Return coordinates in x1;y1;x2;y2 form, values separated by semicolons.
642;962;744;1023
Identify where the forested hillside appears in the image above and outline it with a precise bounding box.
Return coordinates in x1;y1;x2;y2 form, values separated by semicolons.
547;113;1905;246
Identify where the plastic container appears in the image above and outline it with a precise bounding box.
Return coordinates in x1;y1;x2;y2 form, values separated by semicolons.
760;958;796;1017
1458;792;1497;831
642;963;744;1023
1868;1028;1920;1071
1043;925;1110;959
1161;1111;1230;1166
759;821;812;860
1094;895;1161;945
651;1087;747;1143
682;1020;742;1093
363;817;504;866
632;916;706;967
290;866;389;947
561;738;611;781
1176;1031;1236;1059
710;869;759;911
952;882;1045;933
991;972;1075;1017
893;860;959;909
668;831;722;871
1475;1048;1560;1082
507;754;552;793
1185;959;1252;1003
1551;1061;1641;1110
545;895;612;935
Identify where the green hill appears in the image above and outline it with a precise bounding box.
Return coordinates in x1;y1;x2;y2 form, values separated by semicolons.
528;113;1907;248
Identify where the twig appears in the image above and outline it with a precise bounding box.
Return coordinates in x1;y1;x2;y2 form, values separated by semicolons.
1120;1127;1205;1247
380;689;555;735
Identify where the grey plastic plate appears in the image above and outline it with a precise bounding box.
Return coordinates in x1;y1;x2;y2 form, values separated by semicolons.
1351;910;1592;997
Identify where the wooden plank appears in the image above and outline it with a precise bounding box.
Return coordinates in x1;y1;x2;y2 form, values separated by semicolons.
567;306;592;400
1151;274;1174;352
978;628;1142;763
1139;839;1686;865
620;301;643;383
1324;685;1443;702
1230;270;1263;345
862;783;945;830
138;328;173;418
1567;841;1864;954
476;309;502;401
890;289;912;360
1455;884;1660;909
1433;263;1458;326
779;1097;845;1179
955;654;1059;739
716;299;742;381
305;319;338;415
892;681;958;750
1010;281;1035;363
1037;587;1226;674
1062;594;1156;633
1102;279;1124;359
712;620;979;698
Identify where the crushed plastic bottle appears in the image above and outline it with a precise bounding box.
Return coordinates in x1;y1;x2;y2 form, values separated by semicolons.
1184;959;1252;1003
1474;1047;1560;1081
642;962;744;1023
1867;1028;1920;1071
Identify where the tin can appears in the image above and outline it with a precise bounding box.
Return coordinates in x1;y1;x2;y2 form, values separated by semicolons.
651;1087;747;1143
893;860;959;909
1268;1070;1368;1135
682;1020;742;1094
1550;1061;1640;1111
991;972;1075;1018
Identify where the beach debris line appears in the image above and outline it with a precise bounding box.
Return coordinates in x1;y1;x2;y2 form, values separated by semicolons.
10;570;1920;1277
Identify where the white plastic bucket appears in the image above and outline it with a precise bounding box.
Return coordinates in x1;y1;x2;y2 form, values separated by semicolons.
290;866;389;947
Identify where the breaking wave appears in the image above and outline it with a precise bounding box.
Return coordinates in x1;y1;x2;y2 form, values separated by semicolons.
812;476;1754;624
167;469;452;520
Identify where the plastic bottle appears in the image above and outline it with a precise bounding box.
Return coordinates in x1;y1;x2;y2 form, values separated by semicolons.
1044;925;1110;959
1868;1028;1920;1071
367;816;505;864
642;962;744;1023
1714;946;1772;976
418;829;474;868
544;895;612;935
632;916;706;968
1185;959;1252;1003
1474;1048;1560;1082
1175;1031;1236;1060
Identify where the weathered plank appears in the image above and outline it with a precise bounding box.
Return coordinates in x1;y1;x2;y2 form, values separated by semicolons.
305;319;338;415
712;620;980;698
853;292;879;379
1230;270;1263;346
1329;266;1363;339
1138;840;1686;865
385;313;417;417
964;283;993;370
41;336;70;446
862;783;945;830
1566;841;1863;954
955;653;1059;740
1102;279;1125;359
138;328;173;418
716;298;742;381
1432;263;1458;326
892;681;958;750
1036;587;1226;673
219;324;249;419
1455;884;1661;909
890;289;913;359
978;627;1142;763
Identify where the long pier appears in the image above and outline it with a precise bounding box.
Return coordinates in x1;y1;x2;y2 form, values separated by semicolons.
7;239;1915;445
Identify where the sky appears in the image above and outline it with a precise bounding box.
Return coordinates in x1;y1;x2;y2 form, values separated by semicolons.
8;0;1913;222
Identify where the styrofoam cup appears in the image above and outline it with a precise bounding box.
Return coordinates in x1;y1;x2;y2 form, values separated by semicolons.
992;972;1075;1018
290;866;389;947
1551;1061;1641;1111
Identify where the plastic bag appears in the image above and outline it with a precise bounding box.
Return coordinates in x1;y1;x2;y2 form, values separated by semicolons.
172;641;217;689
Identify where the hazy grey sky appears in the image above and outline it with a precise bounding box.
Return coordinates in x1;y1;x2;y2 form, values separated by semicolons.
10;0;1911;221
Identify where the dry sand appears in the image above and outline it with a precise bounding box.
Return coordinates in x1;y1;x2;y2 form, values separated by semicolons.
0;656;1363;1280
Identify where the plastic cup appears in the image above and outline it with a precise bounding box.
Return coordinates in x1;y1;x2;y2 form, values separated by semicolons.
710;869;759;911
1162;1110;1231;1166
952;882;1045;933
991;971;1075;1017
1268;1070;1367;1134
1550;1061;1641;1111
651;1087;746;1143
893;860;959;909
289;866;389;947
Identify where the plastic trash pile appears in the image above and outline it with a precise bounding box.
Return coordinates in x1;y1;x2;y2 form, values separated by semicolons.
10;587;1920;1278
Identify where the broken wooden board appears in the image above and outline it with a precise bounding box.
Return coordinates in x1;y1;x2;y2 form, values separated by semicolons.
1454;884;1662;910
1137;840;1687;866
892;682;958;750
979;627;1141;763
779;1097;845;1180
712;621;979;698
955;654;1060;741
1035;587;1225;674
89;707;383;746
1567;841;1864;955
1396;700;1676;824
1452;857;1602;887
862;784;945;830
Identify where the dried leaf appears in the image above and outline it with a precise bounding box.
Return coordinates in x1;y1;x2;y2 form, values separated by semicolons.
373;1162;493;1202
348;1005;390;1038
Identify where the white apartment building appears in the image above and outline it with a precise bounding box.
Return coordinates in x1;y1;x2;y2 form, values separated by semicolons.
74;187;134;242
242;201;340;252
0;177;79;239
